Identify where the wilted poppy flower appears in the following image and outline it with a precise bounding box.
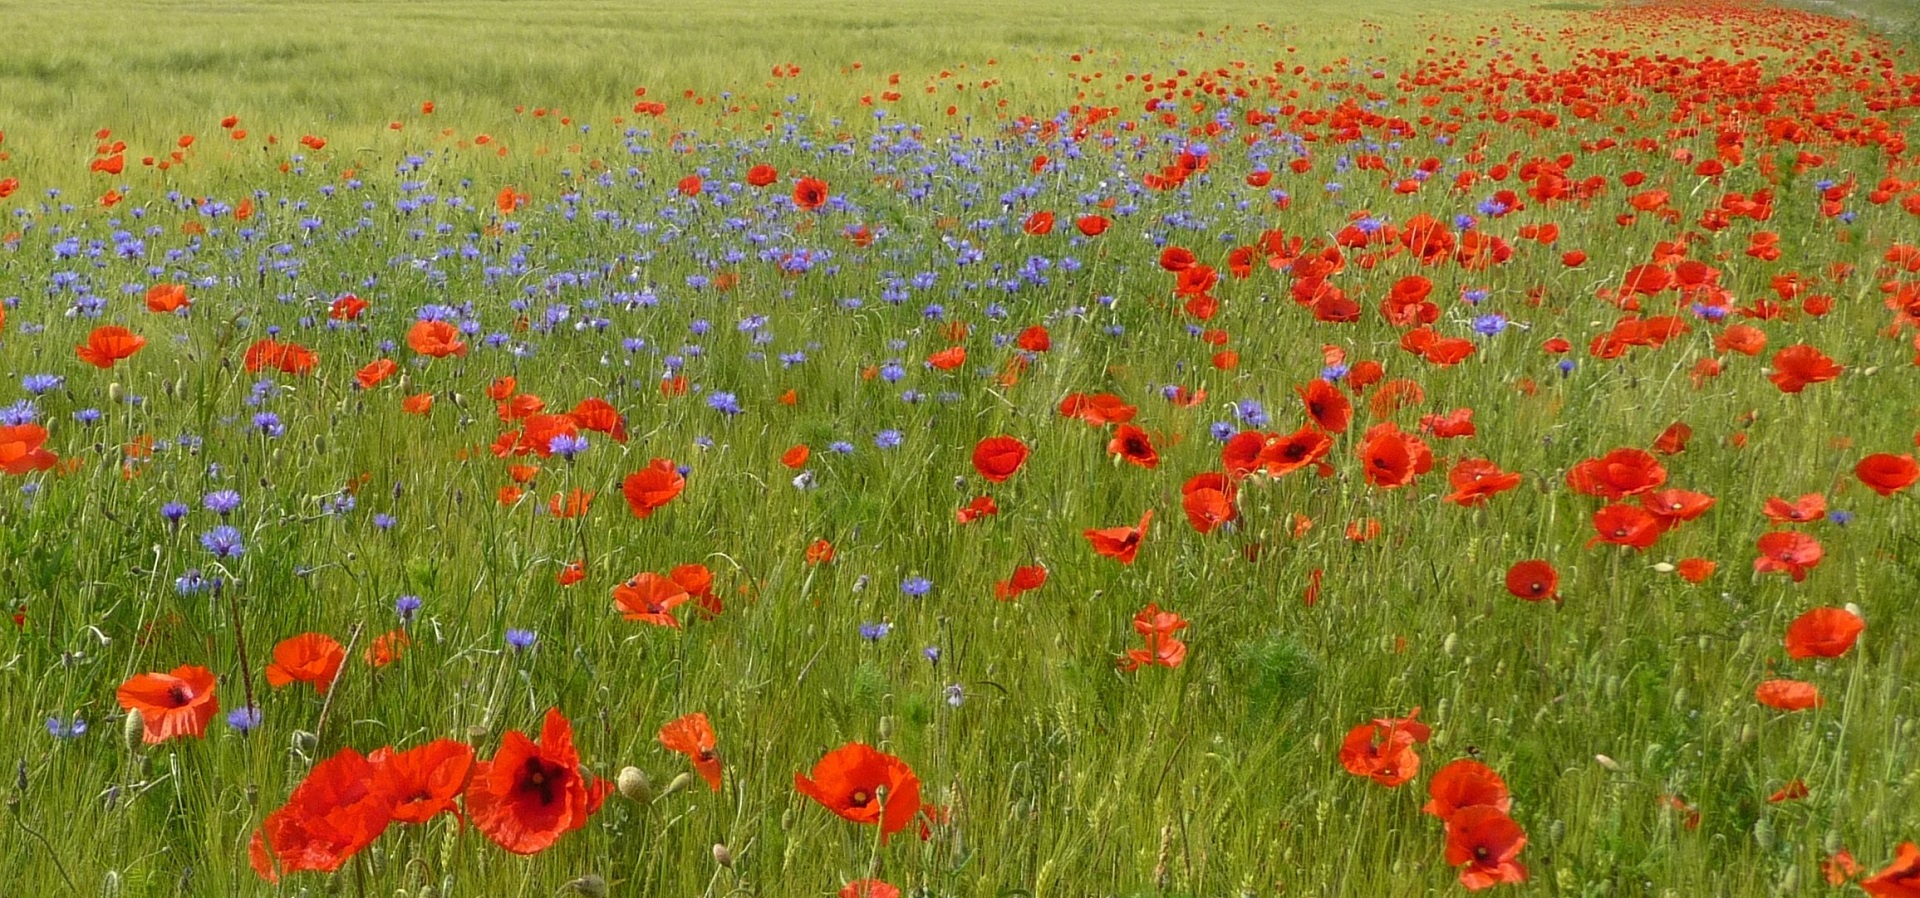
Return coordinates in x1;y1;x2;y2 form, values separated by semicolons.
1754;531;1823;582
1425;759;1511;821
364;629;410;667
76;325;147;369
1768;780;1810;804
1863;842;1920;897
1755;678;1823;711
659;712;722;791
794;742;922;843
1445;806;1529;890
370;739;475;824
1856;453;1919;497
117;664;219;743
1085;509;1151;564
1785;607;1864;659
468;708;609;855
1504;560;1559;603
249;747;395;881
971;435;1030;483
623;458;685;518
264;633;346;695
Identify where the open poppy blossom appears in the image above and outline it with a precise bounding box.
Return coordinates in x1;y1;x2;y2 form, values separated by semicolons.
145;283;191;313
1339;708;1430;788
971;435;1030;483
1856;453;1919;497
0;424;59;475
1754;531;1823;582
1444;458;1523;507
659;712;723;791
792;177;829;210
370;739;475;824
1863;842;1920;897
1297;378;1352;433
1784;607;1864;659
994;564;1047;601
1761;493;1826;525
1566;448;1667;499
1767;344;1842;393
1444;806;1529;890
623;458;686;518
1504;560;1559;603
1107;424;1159;468
264;632;347;695
1118;603;1188;671
467;708;610;855
1587;504;1663;551
1425;759;1511;821
614;571;692;628
117;664;219;743
249;747;396;881
1755;678;1823;712
794;742;922;843
1085;509;1151;564
76;325;146;369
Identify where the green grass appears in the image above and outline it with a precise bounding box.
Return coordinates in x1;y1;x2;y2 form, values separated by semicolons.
2;0;1920;896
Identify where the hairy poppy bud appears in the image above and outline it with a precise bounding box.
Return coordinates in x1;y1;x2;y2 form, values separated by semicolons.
1651;562;1676;573
660;772;695;799
122;708;145;752
559;874;607;898
616;766;652;803
1594;754;1621;772
108;382;125;403
712;843;733;868
290;729;318;755
1752;816;1775;851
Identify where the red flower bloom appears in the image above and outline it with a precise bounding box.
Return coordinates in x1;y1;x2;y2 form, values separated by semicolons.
371;739;475;824
1339;708;1430;788
467;708;609;855
994;564;1048;601
1085;509;1152;564
1504;560;1559;603
1768;344;1842;393
1107;424;1159;468
1863;842;1920;897
614;571;692;629
1587;504;1663;551
794;743;922;843
1444;806;1529;890
1297;378;1352;433
1761;493;1826;525
1566;448;1667;499
76;325;146;369
1755;678;1823;711
116;664;218;743
1754;531;1823;582
1119;603;1189;671
622;458;685;518
659;712;723;791
0;424;59;475
264;632;346;695
971;435;1030;483
249;747;395;882
1075;214;1110;236
792;177;829;210
1784;607;1864;659
1444;458;1522;507
1857;453;1919;497
1425;759;1511;821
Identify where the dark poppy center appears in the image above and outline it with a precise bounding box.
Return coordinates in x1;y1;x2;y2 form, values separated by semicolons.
519;758;562;805
167;684;194;707
1475;846;1490;861
849;789;872;807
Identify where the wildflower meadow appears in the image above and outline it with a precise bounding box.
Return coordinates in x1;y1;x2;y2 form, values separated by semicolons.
4;0;1920;894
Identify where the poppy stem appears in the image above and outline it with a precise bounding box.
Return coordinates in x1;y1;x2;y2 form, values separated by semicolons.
225;590;257;718
7;803;76;893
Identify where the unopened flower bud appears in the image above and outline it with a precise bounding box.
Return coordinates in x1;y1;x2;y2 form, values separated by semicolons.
712;843;734;868
558;874;606;898
659;772;695;799
1595;754;1621;772
122;708;145;751
290;729;318;754
616;766;652;803
108;382;126;404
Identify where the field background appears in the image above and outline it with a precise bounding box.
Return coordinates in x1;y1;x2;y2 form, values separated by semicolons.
3;0;1918;896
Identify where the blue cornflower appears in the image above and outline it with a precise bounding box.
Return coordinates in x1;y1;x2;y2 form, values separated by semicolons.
203;490;242;515
395;594;423;621
73;408;102;424
828;441;855;454
944;684;965;708
46;716;86;739
252;412;285;437
923;645;941;664
706;391;742;416
901;576;932;597
1471;314;1509;337
21;374;63;395
161;501;191;525
372;513;396;530
1322;363;1350;382
226;706;262;734
858;621;892;642
1210;421;1238;442
506;628;538;652
549;433;590;459
199;526;244;558
875;429;903;449
1828;510;1855;526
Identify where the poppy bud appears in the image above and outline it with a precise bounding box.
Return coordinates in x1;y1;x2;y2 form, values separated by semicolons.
1441;632;1457;655
878;715;894;741
312;434;326;454
1824;829;1844;854
450;392;467;409
781;808;795;830
616;766;652;803
1752;816;1775;851
1777;866;1799;894
290;729;318;755
1594;754;1621;772
660;771;695;799
108;382;125;403
559;874;607;898
122;708;145;751
1547;819;1565;845
1845;602;1863;619
712;843;733;868
102;871;123;897
1739;723;1756;745
1651;562;1676;573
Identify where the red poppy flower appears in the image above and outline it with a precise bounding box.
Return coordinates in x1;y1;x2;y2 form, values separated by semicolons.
746;164;778;187
994;565;1048;601
145;283;191;313
622;458;685;518
363;629;409;667
1652;421;1692;455
407;319;467;358
264;632;346;695
0;424;59;475
1085;509;1152;564
1424;759;1511;821
1676;557;1717;583
370;739;475;824
794;742;922;843
1444;458;1522;507
1247;426;1334;478
1856;453;1919;497
677;175;702;196
1421;407;1477;439
971;435;1030;483
1768;779;1810;804
781;444;811;469
1754;531;1822;582
1181;472;1237;534
567;397;629;442
1016;325;1050;352
840;880;902;898
1339;708;1430;788
1108;424;1159;468
116;664;219;743
1022;210;1055;235
1639;488;1716;529
1863;842;1920;897
468;708;608;855
354;359;398;390
1566;448;1667;499
1119;603;1188;671
1587;504;1663;551
659;712;722;791
614;572;692;628
1755;678;1822;711
1504;560;1559;603
1761;493;1826;525
249;747;395;881
1768;344;1842;393
1075;214;1109;236
1297;378;1352;433
1358;423;1432;489
1058;392;1136;425
792;177;829;210
76;325;147;369
1444;806;1529;890
955;494;999;524
1784;607;1864;659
